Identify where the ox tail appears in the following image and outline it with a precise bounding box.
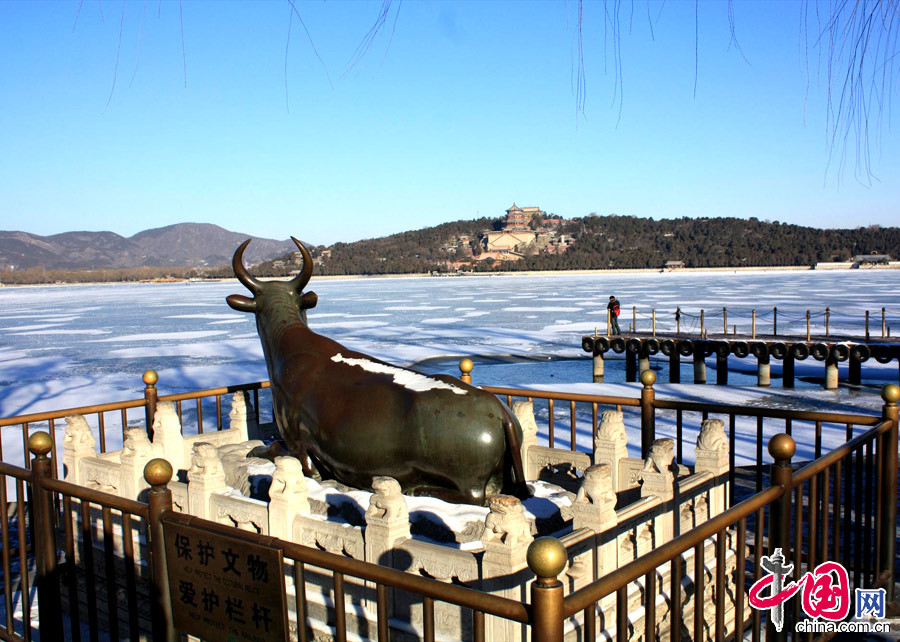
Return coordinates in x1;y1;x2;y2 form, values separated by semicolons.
502;414;531;500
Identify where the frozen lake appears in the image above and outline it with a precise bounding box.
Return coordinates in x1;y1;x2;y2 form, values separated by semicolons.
2;268;899;415
2;268;899;466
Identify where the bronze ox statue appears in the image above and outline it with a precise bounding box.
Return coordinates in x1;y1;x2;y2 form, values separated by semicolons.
226;238;528;505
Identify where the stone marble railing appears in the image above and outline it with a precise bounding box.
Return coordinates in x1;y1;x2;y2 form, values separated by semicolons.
63;393;737;641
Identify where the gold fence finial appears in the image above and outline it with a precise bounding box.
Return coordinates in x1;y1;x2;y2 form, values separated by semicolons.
527;537;566;584
143;458;173;488
28;431;52;457
459;358;474;383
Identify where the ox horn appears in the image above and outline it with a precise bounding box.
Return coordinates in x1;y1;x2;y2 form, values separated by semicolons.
232;239;263;294
289;237;314;291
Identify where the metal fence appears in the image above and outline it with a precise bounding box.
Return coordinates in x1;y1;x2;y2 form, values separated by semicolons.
0;374;897;640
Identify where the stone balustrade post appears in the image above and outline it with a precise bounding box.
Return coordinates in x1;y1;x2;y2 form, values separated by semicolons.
593;410;628;491
228;390;257;441
364;476;410;567
62;413;97;484
482;494;535;642
571;463;618;610
120;426;156;499
639;438;676;544
268;456;310;541
187;442;226;520
694;418;730;516
512;401;539;479
482;495;534;570
151;401;185;472
571;464;617;533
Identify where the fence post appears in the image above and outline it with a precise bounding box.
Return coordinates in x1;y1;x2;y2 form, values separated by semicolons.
459;358;473;384
806;310;811;341
144;369;159;440
767;434;795;642
652;309;657;337
640;370;657;459
723;307;727;335
676;307;681;334
825;307;830;337
30;431;63;640
879;385;899;601
882;307;887;338
773;306;778;336
145;458;177;642
700;309;705;336
866;310;870;340
528;537;566;642
632;306;637;334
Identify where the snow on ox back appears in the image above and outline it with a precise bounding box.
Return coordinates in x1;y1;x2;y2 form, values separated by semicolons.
330;353;468;395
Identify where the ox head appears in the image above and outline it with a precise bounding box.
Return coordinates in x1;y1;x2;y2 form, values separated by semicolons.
226;237;319;322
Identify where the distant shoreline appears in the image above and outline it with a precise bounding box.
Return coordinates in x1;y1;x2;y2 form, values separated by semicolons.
4;263;900;288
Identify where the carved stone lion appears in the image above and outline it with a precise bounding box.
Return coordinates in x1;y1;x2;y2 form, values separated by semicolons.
483;494;533;546
121;427;153;462
697;418;728;453
188;442;224;480
575;464;616;507
152;402;181;435
366;476;408;522
270;456;307;499
597;410;627;442
641;438;675;474
63;414;96;451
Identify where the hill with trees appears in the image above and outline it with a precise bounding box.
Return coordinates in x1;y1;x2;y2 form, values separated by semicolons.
255;214;898;276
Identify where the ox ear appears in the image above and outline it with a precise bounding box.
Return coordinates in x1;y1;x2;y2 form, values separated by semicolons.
226;294;257;313
300;291;318;310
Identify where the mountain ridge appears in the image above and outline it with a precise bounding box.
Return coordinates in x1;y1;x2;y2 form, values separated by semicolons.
0;223;296;270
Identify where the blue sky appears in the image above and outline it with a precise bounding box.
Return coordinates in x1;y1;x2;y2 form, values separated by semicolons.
1;1;898;246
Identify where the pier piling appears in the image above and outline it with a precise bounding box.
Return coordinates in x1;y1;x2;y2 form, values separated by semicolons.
825;357;839;390
668;350;680;383
592;352;604;383
782;353;795;388
693;350;706;384
625;351;637;382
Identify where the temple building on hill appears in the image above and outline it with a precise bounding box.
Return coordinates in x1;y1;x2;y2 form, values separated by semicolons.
482;203;547;257
502;203;540;231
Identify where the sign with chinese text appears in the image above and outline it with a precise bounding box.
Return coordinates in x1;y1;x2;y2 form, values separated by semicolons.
164;519;288;642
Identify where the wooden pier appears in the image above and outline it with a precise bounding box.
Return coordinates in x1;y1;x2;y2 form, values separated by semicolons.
581;332;900;388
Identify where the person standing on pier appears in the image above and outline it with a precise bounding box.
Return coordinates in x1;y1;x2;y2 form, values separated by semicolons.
608;295;622;335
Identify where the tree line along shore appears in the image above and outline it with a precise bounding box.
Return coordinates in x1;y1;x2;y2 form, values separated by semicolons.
3;263;898;288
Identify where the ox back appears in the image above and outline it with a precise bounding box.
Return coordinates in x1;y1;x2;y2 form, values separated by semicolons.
226;237;528;506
